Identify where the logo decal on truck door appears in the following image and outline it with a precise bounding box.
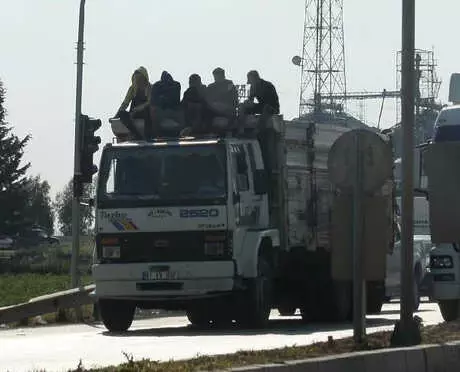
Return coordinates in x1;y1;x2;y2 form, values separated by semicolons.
100;211;138;231
111;218;139;231
148;209;173;218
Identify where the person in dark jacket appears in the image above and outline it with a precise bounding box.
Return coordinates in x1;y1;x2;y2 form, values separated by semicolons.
150;71;182;137
150;71;181;109
243;70;280;115
181;74;209;134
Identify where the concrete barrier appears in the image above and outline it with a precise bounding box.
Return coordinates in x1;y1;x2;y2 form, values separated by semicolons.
0;284;95;324
0;285;185;325
225;342;460;372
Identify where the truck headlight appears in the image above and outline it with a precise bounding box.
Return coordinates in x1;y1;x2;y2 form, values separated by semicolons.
102;246;121;259
430;255;453;269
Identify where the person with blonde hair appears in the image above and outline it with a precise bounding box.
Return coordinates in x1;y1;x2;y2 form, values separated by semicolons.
116;66;152;139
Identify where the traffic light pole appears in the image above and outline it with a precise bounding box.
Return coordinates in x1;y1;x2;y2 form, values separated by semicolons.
391;0;421;346
71;0;86;289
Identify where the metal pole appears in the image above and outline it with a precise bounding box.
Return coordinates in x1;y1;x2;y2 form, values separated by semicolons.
71;0;86;289
391;0;421;346
353;131;365;344
400;0;415;330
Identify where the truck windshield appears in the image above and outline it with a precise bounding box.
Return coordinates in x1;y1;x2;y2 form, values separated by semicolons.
97;144;227;206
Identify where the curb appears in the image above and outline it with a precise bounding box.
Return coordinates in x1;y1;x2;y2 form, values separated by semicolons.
223;342;460;372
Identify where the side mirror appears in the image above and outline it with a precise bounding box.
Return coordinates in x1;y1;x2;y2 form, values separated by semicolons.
254;169;268;195
414;188;429;201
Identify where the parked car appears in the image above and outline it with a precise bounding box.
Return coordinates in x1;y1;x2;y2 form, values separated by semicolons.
0;233;16;260
0;234;14;249
385;234;433;310
15;228;60;249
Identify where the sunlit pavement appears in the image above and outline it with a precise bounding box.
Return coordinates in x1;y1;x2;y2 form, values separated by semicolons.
0;299;443;372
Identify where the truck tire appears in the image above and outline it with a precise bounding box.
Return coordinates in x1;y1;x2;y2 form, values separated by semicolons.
413;267;422;311
333;281;353;322
186;309;211;328
237;255;273;328
278;306;297;316
439;300;460;322
413;278;420;311
99;299;135;332
366;281;384;314
301;281;352;323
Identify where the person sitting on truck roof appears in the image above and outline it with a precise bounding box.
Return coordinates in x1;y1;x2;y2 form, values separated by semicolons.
151;71;181;110
115;66;152;140
242;70;280;116
206;68;238;115
150;71;182;137
206;67;239;131
181;74;210;134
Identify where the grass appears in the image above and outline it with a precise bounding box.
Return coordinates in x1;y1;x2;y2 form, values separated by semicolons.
0;273;93;308
0;273;95;327
60;320;460;372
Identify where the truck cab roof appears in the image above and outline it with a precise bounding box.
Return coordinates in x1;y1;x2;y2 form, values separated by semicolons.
104;135;261;151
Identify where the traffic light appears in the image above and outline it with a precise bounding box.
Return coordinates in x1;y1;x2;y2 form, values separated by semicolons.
80;114;102;183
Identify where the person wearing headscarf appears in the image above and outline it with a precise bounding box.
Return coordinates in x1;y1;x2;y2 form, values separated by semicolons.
150;71;182;137
150;71;181;110
181;74;209;134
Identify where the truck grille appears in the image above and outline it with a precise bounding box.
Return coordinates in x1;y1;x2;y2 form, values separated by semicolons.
96;231;231;263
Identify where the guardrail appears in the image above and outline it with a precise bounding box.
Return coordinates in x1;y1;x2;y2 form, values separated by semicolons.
0;284;95;324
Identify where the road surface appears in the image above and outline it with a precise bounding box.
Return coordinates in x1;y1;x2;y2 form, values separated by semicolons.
0;300;443;372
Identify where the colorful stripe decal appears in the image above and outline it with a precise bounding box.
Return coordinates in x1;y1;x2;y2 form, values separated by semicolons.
111;218;139;231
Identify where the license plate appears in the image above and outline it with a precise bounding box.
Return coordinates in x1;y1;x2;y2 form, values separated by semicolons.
143;266;178;281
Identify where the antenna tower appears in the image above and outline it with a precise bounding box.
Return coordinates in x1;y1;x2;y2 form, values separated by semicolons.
297;0;347;116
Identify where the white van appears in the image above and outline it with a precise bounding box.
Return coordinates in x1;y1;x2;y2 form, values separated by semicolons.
433;73;460;142
424;73;460;321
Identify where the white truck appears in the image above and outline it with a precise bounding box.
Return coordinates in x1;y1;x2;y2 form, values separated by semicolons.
424;73;460;321
91;115;395;332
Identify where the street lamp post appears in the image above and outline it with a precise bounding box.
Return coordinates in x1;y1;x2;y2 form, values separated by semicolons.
391;0;421;346
71;0;86;289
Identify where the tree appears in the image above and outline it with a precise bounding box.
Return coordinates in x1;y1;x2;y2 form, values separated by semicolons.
54;178;94;236
0;79;31;234
22;175;55;234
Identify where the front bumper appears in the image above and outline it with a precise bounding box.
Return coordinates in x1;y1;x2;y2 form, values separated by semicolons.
91;261;238;301
429;269;460;300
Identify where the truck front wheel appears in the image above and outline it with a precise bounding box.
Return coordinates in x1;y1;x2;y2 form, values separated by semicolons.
439;300;460;322
237;255;273;328
98;299;135;332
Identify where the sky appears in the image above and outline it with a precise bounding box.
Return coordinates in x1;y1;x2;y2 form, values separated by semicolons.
0;0;459;199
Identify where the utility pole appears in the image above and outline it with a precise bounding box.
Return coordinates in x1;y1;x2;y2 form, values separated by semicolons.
352;132;365;344
71;0;86;289
391;0;421;346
